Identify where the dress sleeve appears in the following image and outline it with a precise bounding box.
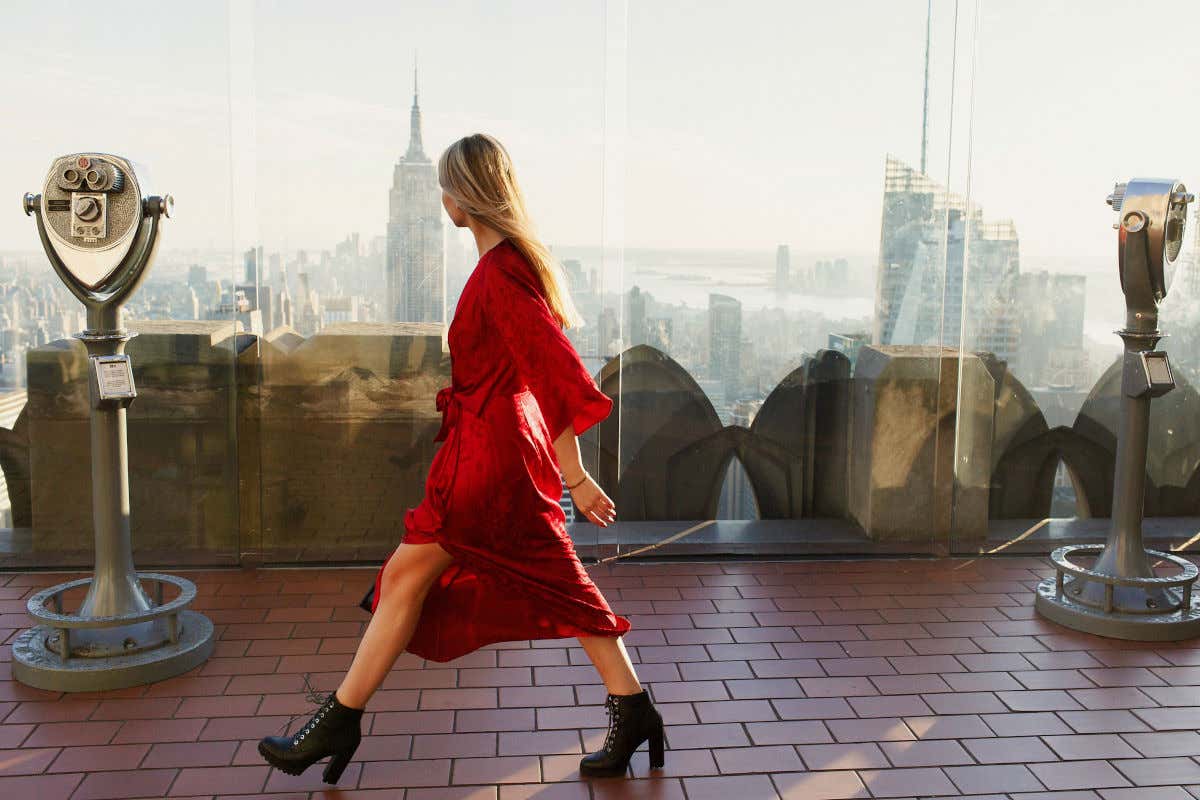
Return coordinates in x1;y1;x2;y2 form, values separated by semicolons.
484;256;613;441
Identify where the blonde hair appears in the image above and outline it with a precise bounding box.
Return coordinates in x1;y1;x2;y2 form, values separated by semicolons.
438;133;584;329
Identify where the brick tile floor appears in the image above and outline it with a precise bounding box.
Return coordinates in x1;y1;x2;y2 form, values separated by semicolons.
1;556;1200;798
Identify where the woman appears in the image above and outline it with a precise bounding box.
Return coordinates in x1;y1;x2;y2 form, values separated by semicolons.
257;133;666;785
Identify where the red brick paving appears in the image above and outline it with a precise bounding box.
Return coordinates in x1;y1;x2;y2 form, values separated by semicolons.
1;557;1200;798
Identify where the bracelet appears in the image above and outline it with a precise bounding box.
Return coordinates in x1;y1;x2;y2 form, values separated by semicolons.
565;472;588;490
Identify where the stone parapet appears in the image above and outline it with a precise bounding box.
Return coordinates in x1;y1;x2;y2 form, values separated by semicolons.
8;325;1200;568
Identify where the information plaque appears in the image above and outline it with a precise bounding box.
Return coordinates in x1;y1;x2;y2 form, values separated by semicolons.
90;354;137;404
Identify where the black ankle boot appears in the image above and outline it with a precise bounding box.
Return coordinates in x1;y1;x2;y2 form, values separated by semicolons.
579;688;666;777
257;689;364;784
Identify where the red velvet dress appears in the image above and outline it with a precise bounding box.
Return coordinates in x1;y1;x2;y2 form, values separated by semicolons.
361;238;631;662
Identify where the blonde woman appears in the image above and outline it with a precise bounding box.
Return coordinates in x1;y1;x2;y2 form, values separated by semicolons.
257;133;666;784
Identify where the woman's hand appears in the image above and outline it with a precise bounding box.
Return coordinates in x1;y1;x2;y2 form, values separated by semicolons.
567;472;616;527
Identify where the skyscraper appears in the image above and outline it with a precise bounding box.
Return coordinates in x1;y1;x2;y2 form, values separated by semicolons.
944;215;1021;364
775;244;790;290
386;64;445;323
874;156;943;346
237;245;273;334
244;246;263;285
708;293;742;402
629;286;647;347
598;306;620;358
874;155;1020;366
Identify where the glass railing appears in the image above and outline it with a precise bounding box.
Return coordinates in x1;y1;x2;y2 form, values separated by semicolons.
949;0;1200;555
2;0;1198;569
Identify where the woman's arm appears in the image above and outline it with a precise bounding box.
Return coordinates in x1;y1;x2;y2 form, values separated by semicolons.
552;424;586;486
551;423;615;527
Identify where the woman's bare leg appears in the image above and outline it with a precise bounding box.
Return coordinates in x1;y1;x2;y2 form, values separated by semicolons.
334;541;456;709
577;634;643;695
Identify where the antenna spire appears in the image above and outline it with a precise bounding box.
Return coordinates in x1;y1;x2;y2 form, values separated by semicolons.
920;0;931;175
405;52;426;160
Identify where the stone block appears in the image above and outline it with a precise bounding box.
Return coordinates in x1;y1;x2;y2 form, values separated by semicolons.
848;345;992;543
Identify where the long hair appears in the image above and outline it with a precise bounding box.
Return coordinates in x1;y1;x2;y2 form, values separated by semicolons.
438;133;584;329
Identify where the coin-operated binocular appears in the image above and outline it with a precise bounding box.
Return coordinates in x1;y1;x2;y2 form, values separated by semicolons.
1036;178;1200;640
12;155;213;690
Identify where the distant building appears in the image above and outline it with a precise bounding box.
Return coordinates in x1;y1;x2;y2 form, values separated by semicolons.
237;245;274;334
598;306;620;358
708;293;742;402
335;233;360;263
874;155;1020;367
875;156;943;346
562;259;587;296
628;286;646;347
294;272;322;335
386;65;444;323
243;246;263;285
775;245;790;290
813;258;849;293
947;217;1020;365
278;264;294;329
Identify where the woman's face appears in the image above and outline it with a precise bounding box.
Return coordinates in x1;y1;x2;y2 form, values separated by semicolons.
442;190;468;228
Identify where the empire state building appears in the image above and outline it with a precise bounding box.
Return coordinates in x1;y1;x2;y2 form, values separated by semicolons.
386;67;444;323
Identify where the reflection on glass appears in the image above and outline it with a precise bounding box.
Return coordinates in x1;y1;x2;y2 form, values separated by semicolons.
7;2;1197;567
0;5;242;568
954;1;1200;554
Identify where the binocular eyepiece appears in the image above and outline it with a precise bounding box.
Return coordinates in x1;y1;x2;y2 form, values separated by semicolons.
57;157;125;193
23;153;171;297
1107;178;1193;308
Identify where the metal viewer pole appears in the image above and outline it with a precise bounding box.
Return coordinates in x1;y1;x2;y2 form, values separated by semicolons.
11;154;214;690
1035;178;1200;640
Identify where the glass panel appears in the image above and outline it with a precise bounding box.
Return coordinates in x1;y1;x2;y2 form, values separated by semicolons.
0;5;242;568
247;1;610;564
608;0;972;558
952;0;1200;554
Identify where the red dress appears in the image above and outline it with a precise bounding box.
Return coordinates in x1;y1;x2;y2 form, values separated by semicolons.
360;238;631;662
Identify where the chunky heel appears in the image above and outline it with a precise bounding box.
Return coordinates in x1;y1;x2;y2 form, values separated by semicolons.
648;727;665;768
323;746;356;784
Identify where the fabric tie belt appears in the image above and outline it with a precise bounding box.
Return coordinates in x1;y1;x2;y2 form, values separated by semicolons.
428;384;466;520
433;384;460;443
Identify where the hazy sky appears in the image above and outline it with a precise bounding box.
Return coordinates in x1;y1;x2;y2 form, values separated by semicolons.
2;0;1198;271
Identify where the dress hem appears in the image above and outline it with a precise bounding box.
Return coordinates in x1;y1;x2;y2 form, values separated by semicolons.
365;514;632;664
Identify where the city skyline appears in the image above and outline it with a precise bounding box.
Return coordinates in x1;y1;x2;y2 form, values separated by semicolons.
1;0;1198;414
3;2;1198;264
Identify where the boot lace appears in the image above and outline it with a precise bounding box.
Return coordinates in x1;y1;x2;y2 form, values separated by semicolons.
603;694;622;752
274;671;334;738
